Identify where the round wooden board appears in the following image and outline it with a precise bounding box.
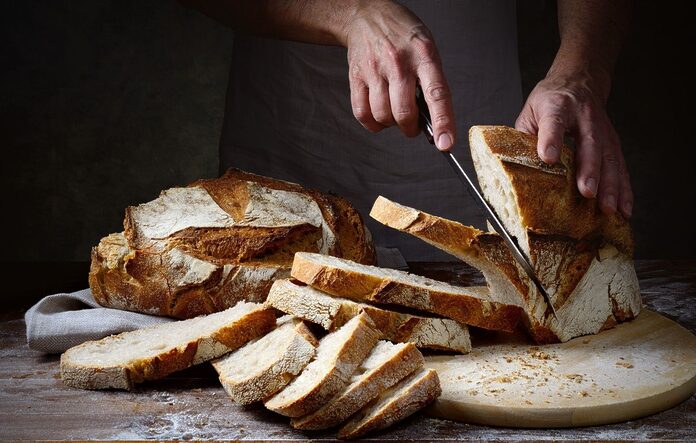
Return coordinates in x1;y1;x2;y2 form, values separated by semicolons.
425;309;696;428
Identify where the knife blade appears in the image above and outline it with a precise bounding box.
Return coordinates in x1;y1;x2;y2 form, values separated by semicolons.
415;85;558;319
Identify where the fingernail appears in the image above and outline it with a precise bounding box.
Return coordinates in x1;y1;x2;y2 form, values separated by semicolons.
605;195;617;211
437;133;453;151
546;145;559;160
621;201;633;218
585;178;597;196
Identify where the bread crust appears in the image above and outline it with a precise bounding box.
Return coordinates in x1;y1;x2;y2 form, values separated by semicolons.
470;126;633;255
89;168;376;319
291;253;522;332
60;303;276;390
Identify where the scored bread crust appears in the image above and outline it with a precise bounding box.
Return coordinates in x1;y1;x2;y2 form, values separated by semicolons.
290;253;522;333
60;302;276;390
264;312;382;417
212;316;318;405
267;279;471;353
89;232;289;318
336;368;441;440
89;168;375;319
370;195;641;343
290;341;424;430
469;126;633;255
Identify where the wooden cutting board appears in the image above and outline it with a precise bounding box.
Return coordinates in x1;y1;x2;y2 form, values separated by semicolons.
425;309;696;428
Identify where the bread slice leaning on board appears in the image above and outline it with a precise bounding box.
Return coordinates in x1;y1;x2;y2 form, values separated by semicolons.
369;125;641;343
336;368;441;440
60;302;276;390
211;316;318;405
89;168;376;319
290;340;424;430
290;252;523;332
267;279;471;353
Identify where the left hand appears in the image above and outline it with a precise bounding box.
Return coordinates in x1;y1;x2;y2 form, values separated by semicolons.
515;72;632;218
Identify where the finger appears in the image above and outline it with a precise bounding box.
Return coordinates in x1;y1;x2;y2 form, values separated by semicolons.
574;118;602;200
597;141;621;215
611;128;633;218
368;78;395;127
388;75;419;137
618;157;633;218
350;76;383;133
413;39;455;151
514;102;539;135
535;109;566;164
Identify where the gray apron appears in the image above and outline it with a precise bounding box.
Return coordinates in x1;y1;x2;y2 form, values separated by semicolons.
219;1;522;261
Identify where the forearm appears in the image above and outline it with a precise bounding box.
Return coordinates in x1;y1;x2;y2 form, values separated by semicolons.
552;0;632;102
180;0;370;46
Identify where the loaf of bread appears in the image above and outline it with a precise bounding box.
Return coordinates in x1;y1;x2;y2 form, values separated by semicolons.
267;279;471;353
369;125;641;343
89;168;375;319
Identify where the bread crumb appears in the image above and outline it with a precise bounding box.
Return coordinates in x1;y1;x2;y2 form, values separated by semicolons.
616;361;634;368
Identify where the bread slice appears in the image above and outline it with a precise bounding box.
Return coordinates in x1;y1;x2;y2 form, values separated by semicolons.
60;302;276;390
370;195;642;343
291;341;424;430
264;312;381;417
267;279;471;353
290;252;523;332
336;368;441;439
212;316;318;405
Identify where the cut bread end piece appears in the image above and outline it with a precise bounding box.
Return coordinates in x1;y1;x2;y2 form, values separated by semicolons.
267;279;471;353
264;312;382;417
291;252;522;332
291;340;424;430
60;302;276;390
212;315;318;404
336;367;441;439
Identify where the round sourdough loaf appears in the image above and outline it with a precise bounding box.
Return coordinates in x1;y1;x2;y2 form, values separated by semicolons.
89;168;375;318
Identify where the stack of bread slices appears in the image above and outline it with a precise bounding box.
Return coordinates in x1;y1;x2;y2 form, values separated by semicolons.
61;305;442;439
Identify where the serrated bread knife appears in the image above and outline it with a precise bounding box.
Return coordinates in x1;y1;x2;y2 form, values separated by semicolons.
415;86;558;319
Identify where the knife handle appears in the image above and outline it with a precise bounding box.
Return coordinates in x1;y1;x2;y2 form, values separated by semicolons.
416;85;435;145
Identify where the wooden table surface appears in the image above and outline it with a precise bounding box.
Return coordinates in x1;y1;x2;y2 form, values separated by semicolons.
1;260;695;441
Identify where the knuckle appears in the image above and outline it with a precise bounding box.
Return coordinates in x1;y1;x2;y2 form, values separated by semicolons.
542;114;564;127
432;113;451;127
373;111;393;125
394;107;417;123
425;83;451;102
353;106;371;122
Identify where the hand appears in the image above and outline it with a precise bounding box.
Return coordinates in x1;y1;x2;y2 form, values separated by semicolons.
340;0;455;150
515;72;632;218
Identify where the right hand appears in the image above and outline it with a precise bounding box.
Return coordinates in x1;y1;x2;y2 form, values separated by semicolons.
340;0;455;150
